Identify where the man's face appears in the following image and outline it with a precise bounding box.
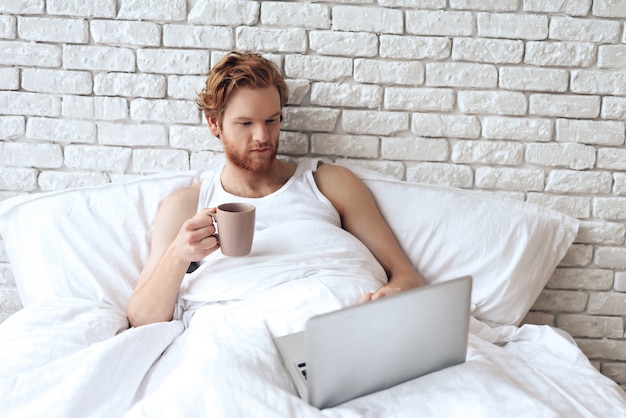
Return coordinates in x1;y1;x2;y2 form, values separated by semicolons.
217;86;282;173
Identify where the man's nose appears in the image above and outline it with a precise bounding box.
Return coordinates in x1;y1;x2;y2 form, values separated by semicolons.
252;124;270;142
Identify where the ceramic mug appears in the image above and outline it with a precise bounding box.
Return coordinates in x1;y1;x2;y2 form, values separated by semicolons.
209;203;256;257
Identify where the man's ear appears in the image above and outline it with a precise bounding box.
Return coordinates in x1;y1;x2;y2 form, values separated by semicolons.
205;113;221;138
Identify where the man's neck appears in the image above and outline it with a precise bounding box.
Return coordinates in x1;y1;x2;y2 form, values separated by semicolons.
220;159;297;198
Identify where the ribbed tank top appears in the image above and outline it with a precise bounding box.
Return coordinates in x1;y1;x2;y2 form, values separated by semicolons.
197;158;341;231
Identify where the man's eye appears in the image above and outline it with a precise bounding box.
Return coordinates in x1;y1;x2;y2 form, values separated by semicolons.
266;119;277;124
238;121;251;126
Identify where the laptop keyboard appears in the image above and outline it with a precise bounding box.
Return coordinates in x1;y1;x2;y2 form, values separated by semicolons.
297;362;307;380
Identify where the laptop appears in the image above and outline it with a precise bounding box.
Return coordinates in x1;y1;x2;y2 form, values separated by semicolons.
272;276;472;409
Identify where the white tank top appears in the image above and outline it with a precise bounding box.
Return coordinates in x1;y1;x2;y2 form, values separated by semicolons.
197;158;341;231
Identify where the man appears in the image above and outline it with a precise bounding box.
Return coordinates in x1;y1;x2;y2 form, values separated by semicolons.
127;51;424;327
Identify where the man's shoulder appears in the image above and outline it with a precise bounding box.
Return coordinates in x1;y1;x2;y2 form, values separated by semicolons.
163;182;202;207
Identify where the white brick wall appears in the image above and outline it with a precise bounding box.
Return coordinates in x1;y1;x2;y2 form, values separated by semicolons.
0;0;625;388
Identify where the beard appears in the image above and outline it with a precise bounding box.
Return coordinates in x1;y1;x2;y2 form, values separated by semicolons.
222;135;279;174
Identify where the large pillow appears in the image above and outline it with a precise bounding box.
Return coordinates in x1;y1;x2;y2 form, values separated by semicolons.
0;165;578;326
355;169;578;327
0;171;203;311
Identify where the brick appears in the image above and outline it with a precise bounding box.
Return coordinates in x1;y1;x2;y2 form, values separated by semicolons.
90;19;160;47
130;99;200;124
236;27;307;53
311;82;382;109
411;113;480;139
599;46;626;70
132;149;190;173
22;68;92;95
0;41;61;67
577;221;626;245
603;363;626;385
384;87;454;112
450;0;517;11
261;2;329;29
170;125;221;152
477;12;548;40
547;268;614;291
26;117;97;143
593;0;626;18
526;193;590;218
284;55;351;82
426;63;497;88
0;15;15;39
343;110;409;136
522;311;555;326
595;247;626;270
557;314;623;338
188;0;259;26
94;73;166;98
524;0;591;16
499;67;569;92
482;116;553;142
615;272;626;292
333;6;403;34
0;142;63;168
571;70;626;96
64;145;131;171
0;263;14;284
309;31;377;57
63;45;135;72
550;16;621;43
614;173;626;195
62;96;128;121
0;92;61;117
587;291;626;315
381;137;448;161
311;134;379;158
475;166;544;191
577;339;626;362
529;94;600;118
560;244;594;267
525;41;595;67
525;142;595;170
0;67;19;90
355;59;424;86
278;131;308;155
38;171;110;191
546;170;612;194
0;116;25;139
18;17;88;43
0;167;38;191
285;80;310;105
137;49;209;75
163;24;233;49
117;0;186;21
337;158;405;181
598;148;626;170
168;75;206;101
283;107;339;133
0;0;44;14
556;119;624;146
452;140;523;165
98;122;167;147
48;0;115;18
406;162;473;188
458;90;527;115
532;289;588;312
0;287;21;311
190;152;226;171
454;38;523;64
594;197;626;221
406;10;473;36
602;97;626;120
380;35;450;60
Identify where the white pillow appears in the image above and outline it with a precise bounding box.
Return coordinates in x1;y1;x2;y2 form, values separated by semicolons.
0;167;578;326
0;171;203;311
359;173;578;327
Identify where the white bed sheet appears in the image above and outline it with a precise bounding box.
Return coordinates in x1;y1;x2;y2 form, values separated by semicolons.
1;219;625;417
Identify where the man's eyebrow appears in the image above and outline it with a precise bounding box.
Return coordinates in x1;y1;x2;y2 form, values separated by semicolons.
233;112;282;121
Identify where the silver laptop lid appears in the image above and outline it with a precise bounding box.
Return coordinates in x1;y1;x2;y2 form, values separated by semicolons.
305;276;472;409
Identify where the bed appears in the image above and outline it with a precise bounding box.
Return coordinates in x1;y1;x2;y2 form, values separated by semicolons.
1;160;625;417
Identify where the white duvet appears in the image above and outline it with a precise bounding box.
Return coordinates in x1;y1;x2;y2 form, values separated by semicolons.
1;221;625;417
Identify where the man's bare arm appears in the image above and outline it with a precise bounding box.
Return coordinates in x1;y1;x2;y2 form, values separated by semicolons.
127;184;219;327
314;164;425;300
